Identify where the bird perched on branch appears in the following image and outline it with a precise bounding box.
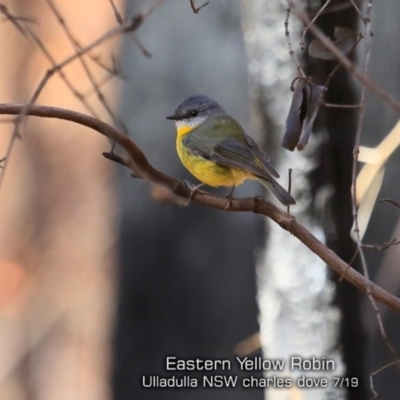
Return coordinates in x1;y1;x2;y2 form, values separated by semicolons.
166;94;295;207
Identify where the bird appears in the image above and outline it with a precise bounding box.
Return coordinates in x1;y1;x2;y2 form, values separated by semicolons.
166;94;296;207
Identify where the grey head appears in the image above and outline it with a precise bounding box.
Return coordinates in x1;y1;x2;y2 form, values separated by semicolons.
166;94;226;128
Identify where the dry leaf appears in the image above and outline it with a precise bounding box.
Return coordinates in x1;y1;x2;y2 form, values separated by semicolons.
309;26;361;60
282;79;325;151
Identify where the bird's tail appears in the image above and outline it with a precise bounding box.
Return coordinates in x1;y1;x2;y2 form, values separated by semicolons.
256;177;296;206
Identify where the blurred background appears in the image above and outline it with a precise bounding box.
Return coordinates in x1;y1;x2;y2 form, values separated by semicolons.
0;1;400;400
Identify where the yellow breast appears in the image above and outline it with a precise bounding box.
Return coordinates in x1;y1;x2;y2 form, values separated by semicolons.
177;124;193;137
175;128;249;187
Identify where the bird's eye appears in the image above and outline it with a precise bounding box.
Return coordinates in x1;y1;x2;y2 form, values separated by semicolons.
189;110;199;117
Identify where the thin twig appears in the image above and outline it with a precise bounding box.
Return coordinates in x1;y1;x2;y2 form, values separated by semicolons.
313;0;365;16
349;0;366;22
81;74;116;99
103;151;136;171
130;34;152;58
301;0;333;49
380;198;400;209
370;360;398;399
316;32;362;116
287;168;292;214
362;239;400;251
339;248;359;283
0;3;36;40
190;0;209;14
323;103;361;109
284;6;306;77
109;0;123;25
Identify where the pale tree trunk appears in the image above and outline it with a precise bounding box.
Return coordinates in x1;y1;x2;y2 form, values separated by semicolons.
0;1;121;399
241;2;344;399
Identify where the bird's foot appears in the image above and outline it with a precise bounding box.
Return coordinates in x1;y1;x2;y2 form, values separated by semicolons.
184;181;205;206
224;185;236;211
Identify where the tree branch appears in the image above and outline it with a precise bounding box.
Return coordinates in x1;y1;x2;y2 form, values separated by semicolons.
1;102;400;313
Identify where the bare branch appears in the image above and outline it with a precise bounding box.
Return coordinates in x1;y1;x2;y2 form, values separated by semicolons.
286;168;292;214
315;0;364;15
0;3;36;39
323;103;361;109
190;0;209;14
109;0;123;25
130;34;152;58
284;7;306;76
349;0;366;22
380;198;400;209
370;360;399;399
300;0;333;49
362;239;400;251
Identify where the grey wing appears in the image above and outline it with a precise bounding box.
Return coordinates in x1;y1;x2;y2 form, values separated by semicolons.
243;133;280;178
184;133;278;181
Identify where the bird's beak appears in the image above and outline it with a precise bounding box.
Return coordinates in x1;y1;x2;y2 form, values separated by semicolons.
166;114;178;120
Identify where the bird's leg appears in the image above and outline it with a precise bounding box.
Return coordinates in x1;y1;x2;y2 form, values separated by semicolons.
224;185;235;211
184;181;205;206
